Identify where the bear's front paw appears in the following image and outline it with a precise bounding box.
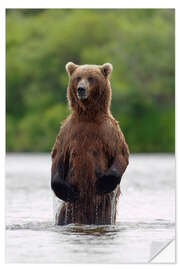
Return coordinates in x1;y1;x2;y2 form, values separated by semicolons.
52;180;80;202
95;168;121;194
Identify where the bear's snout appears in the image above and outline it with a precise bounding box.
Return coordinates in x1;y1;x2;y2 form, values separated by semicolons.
77;86;87;100
77;79;88;100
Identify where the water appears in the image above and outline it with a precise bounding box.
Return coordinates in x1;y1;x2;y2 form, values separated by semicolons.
6;153;175;263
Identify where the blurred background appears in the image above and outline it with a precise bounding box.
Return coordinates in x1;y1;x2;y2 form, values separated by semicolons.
6;9;175;153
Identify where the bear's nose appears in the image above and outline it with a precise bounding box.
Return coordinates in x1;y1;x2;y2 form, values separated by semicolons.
77;87;86;95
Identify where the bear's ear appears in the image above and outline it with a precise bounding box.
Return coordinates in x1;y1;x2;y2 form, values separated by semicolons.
65;62;78;76
100;63;113;78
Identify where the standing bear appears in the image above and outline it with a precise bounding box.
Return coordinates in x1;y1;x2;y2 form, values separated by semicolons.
51;62;129;225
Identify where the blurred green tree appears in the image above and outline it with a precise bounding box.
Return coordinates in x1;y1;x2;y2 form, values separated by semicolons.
6;9;175;152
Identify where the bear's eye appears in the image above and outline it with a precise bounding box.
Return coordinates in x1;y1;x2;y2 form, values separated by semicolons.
76;77;81;82
88;77;93;83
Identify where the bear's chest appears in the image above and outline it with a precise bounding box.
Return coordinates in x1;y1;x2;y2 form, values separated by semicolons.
69;130;106;164
66;127;109;184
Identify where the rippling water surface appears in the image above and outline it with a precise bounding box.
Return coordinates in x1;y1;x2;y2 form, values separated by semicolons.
6;154;175;263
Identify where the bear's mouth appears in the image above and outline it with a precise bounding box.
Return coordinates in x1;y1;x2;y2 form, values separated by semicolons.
77;93;87;100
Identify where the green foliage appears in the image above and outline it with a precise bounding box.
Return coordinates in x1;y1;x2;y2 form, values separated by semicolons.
6;9;175;152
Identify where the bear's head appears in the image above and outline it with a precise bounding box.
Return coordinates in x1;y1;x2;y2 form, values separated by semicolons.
65;62;113;116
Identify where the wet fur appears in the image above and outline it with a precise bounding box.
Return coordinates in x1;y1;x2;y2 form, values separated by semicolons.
51;63;129;225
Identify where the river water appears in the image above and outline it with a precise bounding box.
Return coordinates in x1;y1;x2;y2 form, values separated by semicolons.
6;153;175;263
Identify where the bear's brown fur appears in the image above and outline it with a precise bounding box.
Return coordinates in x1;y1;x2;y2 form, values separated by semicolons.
51;62;129;225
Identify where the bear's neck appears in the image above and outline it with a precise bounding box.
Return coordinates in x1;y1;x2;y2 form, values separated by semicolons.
72;106;110;122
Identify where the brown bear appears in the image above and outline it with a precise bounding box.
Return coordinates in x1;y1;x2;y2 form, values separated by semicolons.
51;62;129;225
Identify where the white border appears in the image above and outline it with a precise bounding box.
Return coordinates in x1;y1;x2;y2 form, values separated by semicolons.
1;0;178;9
1;1;179;268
